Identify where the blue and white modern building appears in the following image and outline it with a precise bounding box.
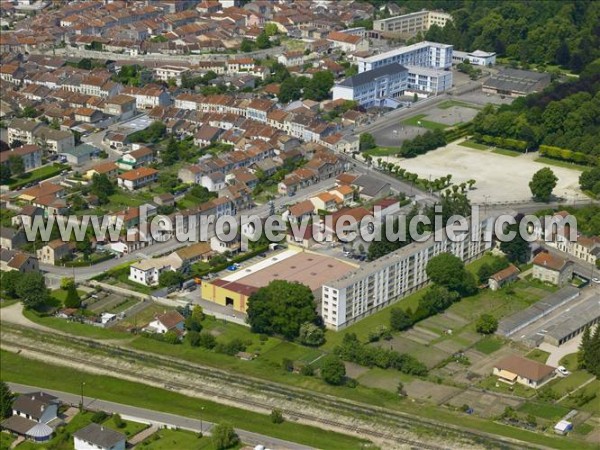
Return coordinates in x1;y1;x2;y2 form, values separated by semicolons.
332;63;409;108
357;41;453;73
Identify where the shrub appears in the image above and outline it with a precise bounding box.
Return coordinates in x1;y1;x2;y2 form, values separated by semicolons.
270;409;284;424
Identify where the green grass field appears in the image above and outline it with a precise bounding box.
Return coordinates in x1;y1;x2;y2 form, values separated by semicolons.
473;336;504;354
525;349;551;364
0;351;370;450
548;370;595;396
458;140;489;150
102;415;148;437
402;114;449;130
492;148;522;157
139;429;233;449
534;157;589;172
519;402;570;420
8;163;69;190
0;432;16;450
362;146;402;157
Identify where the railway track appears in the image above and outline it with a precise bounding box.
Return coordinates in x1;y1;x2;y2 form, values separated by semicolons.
2;325;539;450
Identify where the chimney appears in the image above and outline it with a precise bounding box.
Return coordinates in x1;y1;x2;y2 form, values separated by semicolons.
41;405;45;412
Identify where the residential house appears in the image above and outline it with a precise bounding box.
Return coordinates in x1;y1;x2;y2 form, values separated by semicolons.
7;118;42;146
327;30;369;53
154;193;175;207
122;85;171;109
0;227;26;250
153;65;190;86
85;161;119;180
174;242;213;265
116;146;154;170
117;167;159;190
34;128;75;153
278;50;305;67
493;355;556;388
351;174;391;200
104;94;136;120
286;200;315;223
193;125;222;147
330;184;355;206
144;310;185;334
73;423;126;450
0;144;42;172
11;205;44;229
310;192;339;213
73;107;104;123
0;392;58;444
488;264;520;291
37;239;74;265
0;249;38;273
532;252;574;287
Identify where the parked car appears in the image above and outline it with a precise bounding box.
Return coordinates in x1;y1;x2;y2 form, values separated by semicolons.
557;366;570;376
592;277;600;284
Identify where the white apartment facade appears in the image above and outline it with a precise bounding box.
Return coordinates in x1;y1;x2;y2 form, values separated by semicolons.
374;10;453;36
153;66;190;86
321;217;493;330
358;41;453;73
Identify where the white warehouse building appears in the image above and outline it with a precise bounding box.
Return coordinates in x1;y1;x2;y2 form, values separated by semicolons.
321;215;494;330
332;63;409;108
453;50;496;66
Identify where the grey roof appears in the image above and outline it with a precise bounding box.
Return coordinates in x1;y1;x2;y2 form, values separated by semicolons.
26;423;53;438
74;423;126;448
12;392;58;421
339;63;407;88
483;68;550;94
497;286;580;336
543;294;600;342
9;118;41;132
1;415;38;435
352;174;389;197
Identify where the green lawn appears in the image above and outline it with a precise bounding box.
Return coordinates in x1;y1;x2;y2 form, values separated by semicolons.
458;140;489;150
102;415;148;438
402;114;449;130
491;148;522;157
109;297;138;314
0;432;16;450
473;336;504;354
558;353;578;371
51;288;86;304
23;309;131;340
525;349;550;364
139;429;231;450
8;163;69;190
548;370;595;396
534;157;589;172
437;100;482;110
479;375;537;398
362;146;402;157
518;402;570;420
0;351;370;450
115;303;173;330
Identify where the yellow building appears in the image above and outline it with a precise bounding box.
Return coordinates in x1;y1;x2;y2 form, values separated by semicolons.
201;279;257;313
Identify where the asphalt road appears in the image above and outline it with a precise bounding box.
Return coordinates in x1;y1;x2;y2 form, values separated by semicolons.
7;382;313;450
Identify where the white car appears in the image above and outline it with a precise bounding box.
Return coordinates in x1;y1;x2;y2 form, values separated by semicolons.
592;277;600;284
557;366;570;376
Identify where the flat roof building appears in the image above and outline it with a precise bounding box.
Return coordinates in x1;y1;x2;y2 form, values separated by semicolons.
374;10;452;37
538;293;600;346
483;68;551;97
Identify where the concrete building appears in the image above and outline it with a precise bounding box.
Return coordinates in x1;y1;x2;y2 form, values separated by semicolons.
153;66;190;86
322;216;493;329
374;10;452;37
358;41;453;73
482;68;551;97
532;252;573;286
0;144;42;172
332;63;408;108
405;65;452;93
541;294;600;346
452;49;496;66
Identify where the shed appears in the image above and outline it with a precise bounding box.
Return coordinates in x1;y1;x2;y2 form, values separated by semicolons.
554;420;572;435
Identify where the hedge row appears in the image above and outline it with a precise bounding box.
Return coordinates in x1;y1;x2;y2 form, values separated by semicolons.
539;145;600;167
473;134;528;152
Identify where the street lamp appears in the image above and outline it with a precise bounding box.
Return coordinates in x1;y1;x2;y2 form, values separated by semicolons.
80;381;86;411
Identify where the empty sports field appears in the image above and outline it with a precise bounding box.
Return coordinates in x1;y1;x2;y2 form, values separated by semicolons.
387;141;583;203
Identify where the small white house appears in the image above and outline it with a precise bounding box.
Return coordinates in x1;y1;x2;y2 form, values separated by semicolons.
74;423;126;450
554;420;573;435
145;310;185;334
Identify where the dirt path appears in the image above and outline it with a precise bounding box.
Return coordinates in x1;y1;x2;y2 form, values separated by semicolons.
0;303;53;332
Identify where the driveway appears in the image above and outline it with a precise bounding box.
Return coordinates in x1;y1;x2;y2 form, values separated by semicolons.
539;333;583;367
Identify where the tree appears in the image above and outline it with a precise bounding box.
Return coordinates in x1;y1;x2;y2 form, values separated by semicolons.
198;332;217;349
158;271;184;288
185;306;204;332
211;422;240;450
240;39;253;53
1;270;22;298
8;155;24;177
426;253;477;296
298;322;325;346
256;32;271;49
304;71;334;101
264;23;278;37
475;314;498;334
0;164;11;183
187;330;201;347
579;167;600;193
529;168;558;202
320;355;346;385
64;284;81;309
500;223;531;264
76;238;92;261
90;173;115;205
359;133;376;151
390;308;413;331
112;413;125;429
278;77;301;104
16;272;49;310
0;381;13;419
163;330;180;344
247;280;318;339
397;381;406;396
270;408;284;424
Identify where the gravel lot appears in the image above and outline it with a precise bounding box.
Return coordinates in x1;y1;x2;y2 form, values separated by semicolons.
387;142;584;203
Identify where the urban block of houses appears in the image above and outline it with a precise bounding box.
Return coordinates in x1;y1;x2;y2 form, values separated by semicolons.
488;264;520;291
493;355;556;388
117;167;159;190
532;252;574;287
0;248;39;273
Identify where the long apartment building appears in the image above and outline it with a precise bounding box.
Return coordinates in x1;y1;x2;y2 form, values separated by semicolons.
374;10;453;37
321;216;494;330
